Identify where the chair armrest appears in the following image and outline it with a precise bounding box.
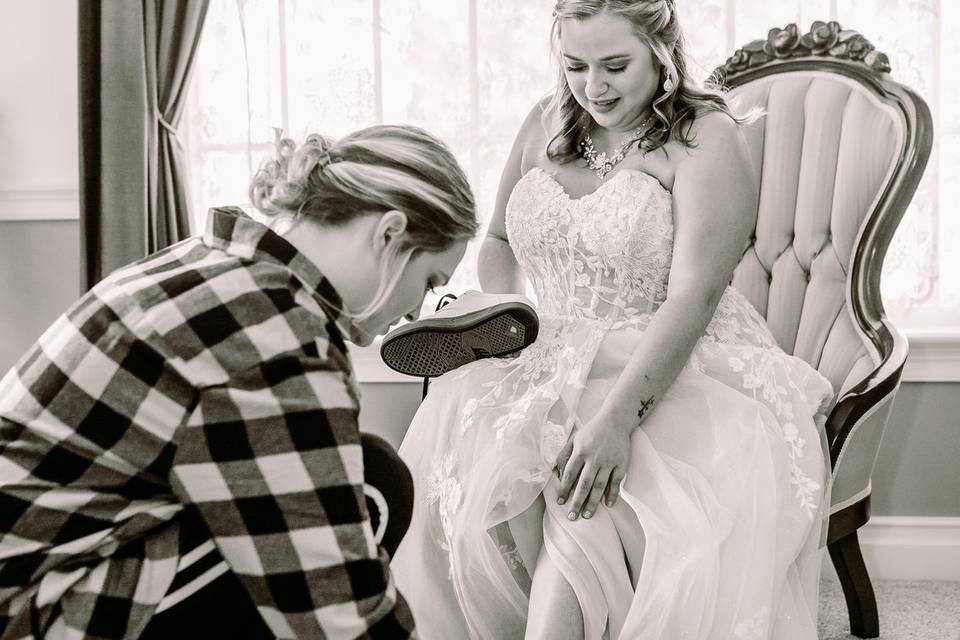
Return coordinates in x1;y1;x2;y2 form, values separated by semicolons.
825;320;907;516
826;319;907;464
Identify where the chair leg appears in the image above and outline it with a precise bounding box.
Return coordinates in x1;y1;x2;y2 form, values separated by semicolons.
828;529;879;638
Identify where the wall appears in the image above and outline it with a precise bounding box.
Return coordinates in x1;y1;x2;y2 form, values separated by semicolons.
0;0;81;370
0;222;80;370
0;2;79;192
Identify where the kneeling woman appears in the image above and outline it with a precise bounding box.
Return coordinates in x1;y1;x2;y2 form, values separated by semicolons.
0;125;476;638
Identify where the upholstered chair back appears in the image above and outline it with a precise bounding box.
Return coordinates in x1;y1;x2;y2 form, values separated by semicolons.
719;47;925;399
730;71;898;395
712;23;933;638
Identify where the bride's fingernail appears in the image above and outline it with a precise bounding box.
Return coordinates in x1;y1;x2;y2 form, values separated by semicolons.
583;511;592;519
567;512;576;521
557;498;565;505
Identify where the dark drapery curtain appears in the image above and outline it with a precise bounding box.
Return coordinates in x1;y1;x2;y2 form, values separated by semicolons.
79;0;209;290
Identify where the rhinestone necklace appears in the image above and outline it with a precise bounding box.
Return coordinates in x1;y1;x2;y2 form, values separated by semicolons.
580;114;654;180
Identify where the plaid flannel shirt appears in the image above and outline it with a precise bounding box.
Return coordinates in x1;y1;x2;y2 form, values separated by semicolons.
0;207;415;639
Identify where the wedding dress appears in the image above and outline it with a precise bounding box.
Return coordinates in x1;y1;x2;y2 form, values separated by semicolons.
391;166;834;639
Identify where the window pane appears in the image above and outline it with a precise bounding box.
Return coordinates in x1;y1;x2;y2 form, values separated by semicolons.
286;0;377;138
678;0;730;82
190;150;260;229
380;1;472;147
191;0;283;147
935;131;960;311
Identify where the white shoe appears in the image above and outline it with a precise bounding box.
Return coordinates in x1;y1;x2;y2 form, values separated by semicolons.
379;290;539;378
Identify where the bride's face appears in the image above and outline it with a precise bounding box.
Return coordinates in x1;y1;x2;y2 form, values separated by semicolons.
559;12;660;133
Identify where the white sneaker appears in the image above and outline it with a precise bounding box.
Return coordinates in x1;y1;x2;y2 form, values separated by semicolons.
379;290;539;378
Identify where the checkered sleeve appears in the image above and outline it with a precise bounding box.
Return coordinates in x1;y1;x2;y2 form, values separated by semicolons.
169;341;415;639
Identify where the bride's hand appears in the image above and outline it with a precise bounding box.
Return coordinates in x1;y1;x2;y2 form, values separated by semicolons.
553;412;633;520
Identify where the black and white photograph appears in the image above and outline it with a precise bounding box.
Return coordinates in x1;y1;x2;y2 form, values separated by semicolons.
0;0;958;638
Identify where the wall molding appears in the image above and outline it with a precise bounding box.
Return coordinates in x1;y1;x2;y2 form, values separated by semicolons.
902;331;960;383
0;188;79;221
823;516;960;582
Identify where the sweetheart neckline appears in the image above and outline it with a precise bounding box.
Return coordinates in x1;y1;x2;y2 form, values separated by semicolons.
523;166;672;203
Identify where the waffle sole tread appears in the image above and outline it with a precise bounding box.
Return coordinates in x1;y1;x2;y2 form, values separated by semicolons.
380;306;538;378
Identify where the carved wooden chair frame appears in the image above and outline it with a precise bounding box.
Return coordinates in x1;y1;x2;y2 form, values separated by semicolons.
712;21;934;639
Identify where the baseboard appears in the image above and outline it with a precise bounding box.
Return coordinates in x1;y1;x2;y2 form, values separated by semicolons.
822;516;960;582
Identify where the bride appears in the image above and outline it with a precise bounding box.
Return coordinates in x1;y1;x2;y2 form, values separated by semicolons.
392;1;834;638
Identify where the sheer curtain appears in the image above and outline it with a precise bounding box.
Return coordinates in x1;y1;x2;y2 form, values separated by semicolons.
183;0;958;333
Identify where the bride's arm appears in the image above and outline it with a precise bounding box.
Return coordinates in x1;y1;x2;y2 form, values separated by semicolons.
557;111;758;518
478;104;543;294
603;111;757;424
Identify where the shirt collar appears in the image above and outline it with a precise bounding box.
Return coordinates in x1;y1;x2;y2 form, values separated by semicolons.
203;207;366;345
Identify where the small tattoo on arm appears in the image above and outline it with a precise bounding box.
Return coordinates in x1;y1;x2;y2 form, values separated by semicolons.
637;396;656;421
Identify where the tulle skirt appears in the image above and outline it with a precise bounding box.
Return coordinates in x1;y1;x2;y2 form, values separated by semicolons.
392;289;834;639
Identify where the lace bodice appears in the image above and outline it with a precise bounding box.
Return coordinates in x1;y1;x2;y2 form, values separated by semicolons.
506;167;674;323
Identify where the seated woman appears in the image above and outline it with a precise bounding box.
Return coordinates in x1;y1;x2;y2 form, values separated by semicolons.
0;125;477;638
391;1;834;638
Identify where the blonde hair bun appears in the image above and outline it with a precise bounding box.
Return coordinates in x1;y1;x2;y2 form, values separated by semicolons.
246;124;478;321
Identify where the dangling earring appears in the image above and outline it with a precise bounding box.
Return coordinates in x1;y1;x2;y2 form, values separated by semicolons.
663;74;675;93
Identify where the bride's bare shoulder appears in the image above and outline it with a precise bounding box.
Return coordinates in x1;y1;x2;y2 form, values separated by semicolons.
673;108;756;210
680;109;748;154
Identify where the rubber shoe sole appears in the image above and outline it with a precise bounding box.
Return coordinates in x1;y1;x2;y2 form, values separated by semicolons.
380;301;539;378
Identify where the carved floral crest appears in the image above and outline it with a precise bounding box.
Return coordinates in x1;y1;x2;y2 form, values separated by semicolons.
712;21;891;85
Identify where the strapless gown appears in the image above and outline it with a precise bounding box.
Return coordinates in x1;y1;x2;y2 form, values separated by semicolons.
391;167;834;639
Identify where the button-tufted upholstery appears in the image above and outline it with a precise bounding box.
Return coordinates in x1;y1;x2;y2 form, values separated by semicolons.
714;21;933;639
729;72;901;399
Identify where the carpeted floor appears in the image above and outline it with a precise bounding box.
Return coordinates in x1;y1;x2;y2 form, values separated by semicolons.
818;578;960;639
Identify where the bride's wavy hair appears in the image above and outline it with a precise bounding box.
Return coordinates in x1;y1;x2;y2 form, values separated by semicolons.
546;0;755;163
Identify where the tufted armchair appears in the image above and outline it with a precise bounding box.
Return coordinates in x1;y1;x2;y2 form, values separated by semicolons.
712;21;933;639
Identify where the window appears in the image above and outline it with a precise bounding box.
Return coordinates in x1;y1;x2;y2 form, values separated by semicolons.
184;0;959;347
184;0;556;316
